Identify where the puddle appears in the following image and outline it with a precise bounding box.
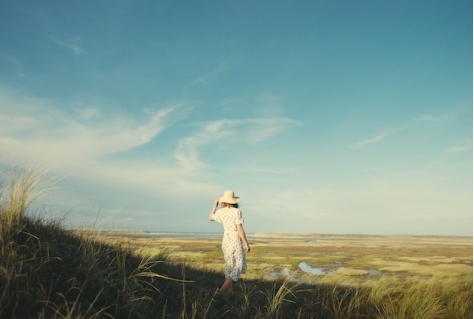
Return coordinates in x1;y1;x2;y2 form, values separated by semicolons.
298;262;327;275
298;262;382;277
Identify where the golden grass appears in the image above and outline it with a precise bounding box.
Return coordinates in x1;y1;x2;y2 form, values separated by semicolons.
90;231;472;297
0;164;56;228
1;165;472;318
333;268;368;276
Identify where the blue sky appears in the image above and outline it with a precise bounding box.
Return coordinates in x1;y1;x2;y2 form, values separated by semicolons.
0;0;472;236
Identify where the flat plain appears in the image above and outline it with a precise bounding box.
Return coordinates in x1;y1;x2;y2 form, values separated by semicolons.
93;232;472;285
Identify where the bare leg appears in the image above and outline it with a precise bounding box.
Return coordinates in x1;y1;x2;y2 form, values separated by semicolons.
219;277;234;292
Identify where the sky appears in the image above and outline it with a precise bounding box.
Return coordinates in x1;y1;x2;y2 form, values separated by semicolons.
0;0;472;236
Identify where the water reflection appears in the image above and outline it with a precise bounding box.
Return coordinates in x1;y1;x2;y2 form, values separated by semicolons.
298;262;327;275
298;262;382;276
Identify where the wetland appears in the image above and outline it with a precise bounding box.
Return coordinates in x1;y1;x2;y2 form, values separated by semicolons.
92;232;472;286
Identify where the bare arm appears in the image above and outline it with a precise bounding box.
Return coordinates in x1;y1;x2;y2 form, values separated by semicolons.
208;199;220;221
237;224;250;252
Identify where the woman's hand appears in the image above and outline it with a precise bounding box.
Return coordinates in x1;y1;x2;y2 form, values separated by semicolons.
244;242;251;253
209;199;220;221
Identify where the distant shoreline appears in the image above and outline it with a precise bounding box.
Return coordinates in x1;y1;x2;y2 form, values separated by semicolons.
69;229;472;240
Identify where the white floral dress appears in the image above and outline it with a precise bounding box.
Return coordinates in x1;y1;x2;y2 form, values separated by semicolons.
212;207;247;281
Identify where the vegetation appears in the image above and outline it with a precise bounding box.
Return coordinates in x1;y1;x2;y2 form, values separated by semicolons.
0;166;472;318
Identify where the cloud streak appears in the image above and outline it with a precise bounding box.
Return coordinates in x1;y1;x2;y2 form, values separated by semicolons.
175;117;299;171
1;109;173;162
0;54;26;77
414;114;456;122
445;145;472;153
47;36;86;56
350;112;461;151
0;89;175;165
0;88;300;214
350;128;399;150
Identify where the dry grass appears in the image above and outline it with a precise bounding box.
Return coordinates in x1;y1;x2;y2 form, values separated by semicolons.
90;230;472;318
332;268;368;276
0;164;56;228
95;233;472;282
1;165;472;318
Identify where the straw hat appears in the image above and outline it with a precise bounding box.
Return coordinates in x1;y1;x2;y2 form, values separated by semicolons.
219;190;240;204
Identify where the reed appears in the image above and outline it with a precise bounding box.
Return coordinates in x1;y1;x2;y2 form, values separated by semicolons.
0;164;56;229
264;275;299;318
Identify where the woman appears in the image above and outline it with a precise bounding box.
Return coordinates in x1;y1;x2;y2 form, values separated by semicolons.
209;190;250;292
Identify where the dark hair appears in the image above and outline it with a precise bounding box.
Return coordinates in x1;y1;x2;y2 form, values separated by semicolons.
222;202;239;209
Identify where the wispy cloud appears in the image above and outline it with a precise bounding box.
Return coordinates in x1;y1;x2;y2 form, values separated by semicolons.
0;88;298;211
182;64;228;100
47;36;86;56
175;120;233;171
350;128;399;150
414;114;456;122
244;118;298;143
0;89;174;164
254;92;285;118
0;88;222;213
175;117;299;171
445;142;472;153
74;108;102;120
0;54;26;77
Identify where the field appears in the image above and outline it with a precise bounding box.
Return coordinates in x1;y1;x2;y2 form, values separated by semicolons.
91;231;472;286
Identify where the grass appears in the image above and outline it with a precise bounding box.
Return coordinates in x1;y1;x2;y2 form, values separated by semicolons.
0;166;472;318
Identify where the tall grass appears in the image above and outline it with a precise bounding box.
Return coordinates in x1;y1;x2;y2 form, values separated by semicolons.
0;166;472;318
368;276;473;319
0;164;55;229
264;274;299;318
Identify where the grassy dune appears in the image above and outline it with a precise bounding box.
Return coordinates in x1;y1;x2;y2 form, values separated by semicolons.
0;167;472;318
